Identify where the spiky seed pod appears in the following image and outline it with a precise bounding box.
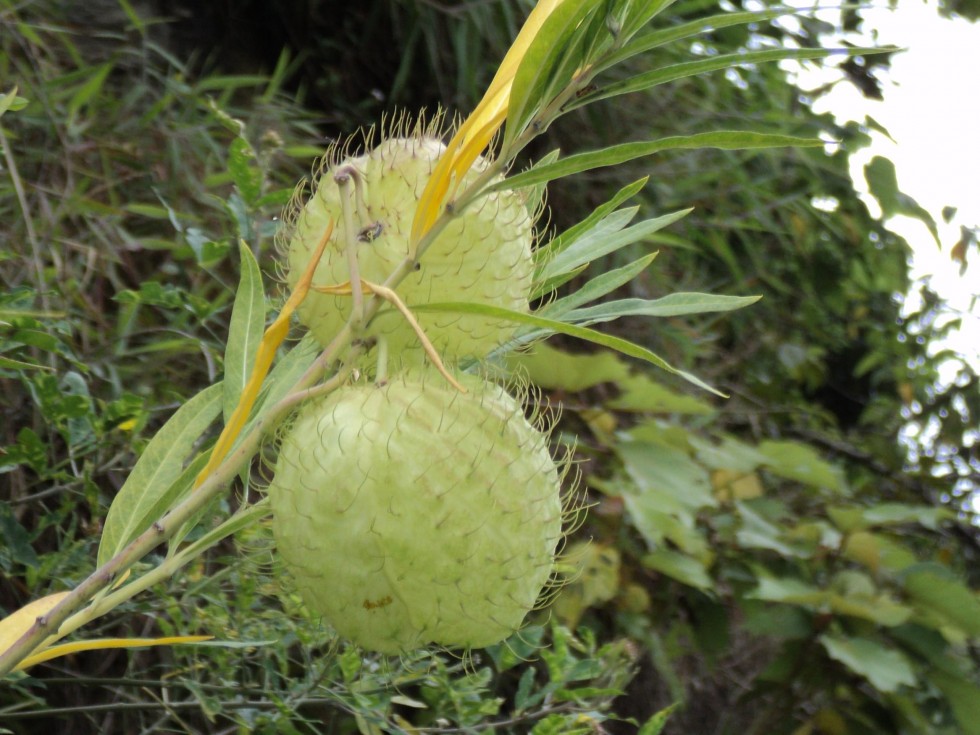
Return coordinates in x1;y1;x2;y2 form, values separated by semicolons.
268;371;564;653
282;134;534;371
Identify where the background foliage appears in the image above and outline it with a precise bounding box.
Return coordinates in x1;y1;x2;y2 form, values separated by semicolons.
2;0;978;733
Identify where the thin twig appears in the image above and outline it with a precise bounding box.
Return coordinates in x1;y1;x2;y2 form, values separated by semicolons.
0;319;352;676
363;281;466;392
315;279;465;392
0;127;47;313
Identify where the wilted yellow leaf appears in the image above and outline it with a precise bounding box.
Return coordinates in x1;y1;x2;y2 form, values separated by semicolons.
712;469;764;501
553;542;621;628
17;635;213;671
843;531;881;574
0;591;70;669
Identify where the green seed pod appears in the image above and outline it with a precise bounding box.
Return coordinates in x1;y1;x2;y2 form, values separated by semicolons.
282;135;534;370
268;371;563;653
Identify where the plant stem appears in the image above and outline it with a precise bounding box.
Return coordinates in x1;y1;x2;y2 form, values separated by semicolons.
0;75;594;674
51;501;271;645
0;326;353;677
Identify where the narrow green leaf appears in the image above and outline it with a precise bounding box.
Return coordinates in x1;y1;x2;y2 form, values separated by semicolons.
505;0;602;150
164;452;215;555
538;205;638;272
605;7;802;72
533;264;590;300
498;132;822;191
540;209;689;282
98;383;223;566
0;87;28;117
172;498;271;563
115;0;147;35
562;292;760;325
68;63;112;118
196;75;270;92
224;242;266;424
185;638;276;650
415;302;720;394
239;334;320;435
522;149;561;218
535;177;648;268
618;0;677;41
584;46;897;106
538;252;657;311
0;355;54;371
638;703;678;735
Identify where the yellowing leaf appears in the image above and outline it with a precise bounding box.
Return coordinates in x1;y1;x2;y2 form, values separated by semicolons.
16;635;213;672
196;219;332;486
553;542;620;628
813;708;848;735
411;0;565;245
509;342;628;391
712;469;763;501
843;531;881;573
2;593;213;673
0;592;70;667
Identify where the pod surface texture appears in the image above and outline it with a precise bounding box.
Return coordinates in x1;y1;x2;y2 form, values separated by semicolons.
285;137;534;370
268;372;562;653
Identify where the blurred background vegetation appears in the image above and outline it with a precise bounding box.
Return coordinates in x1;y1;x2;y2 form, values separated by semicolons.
2;0;978;733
